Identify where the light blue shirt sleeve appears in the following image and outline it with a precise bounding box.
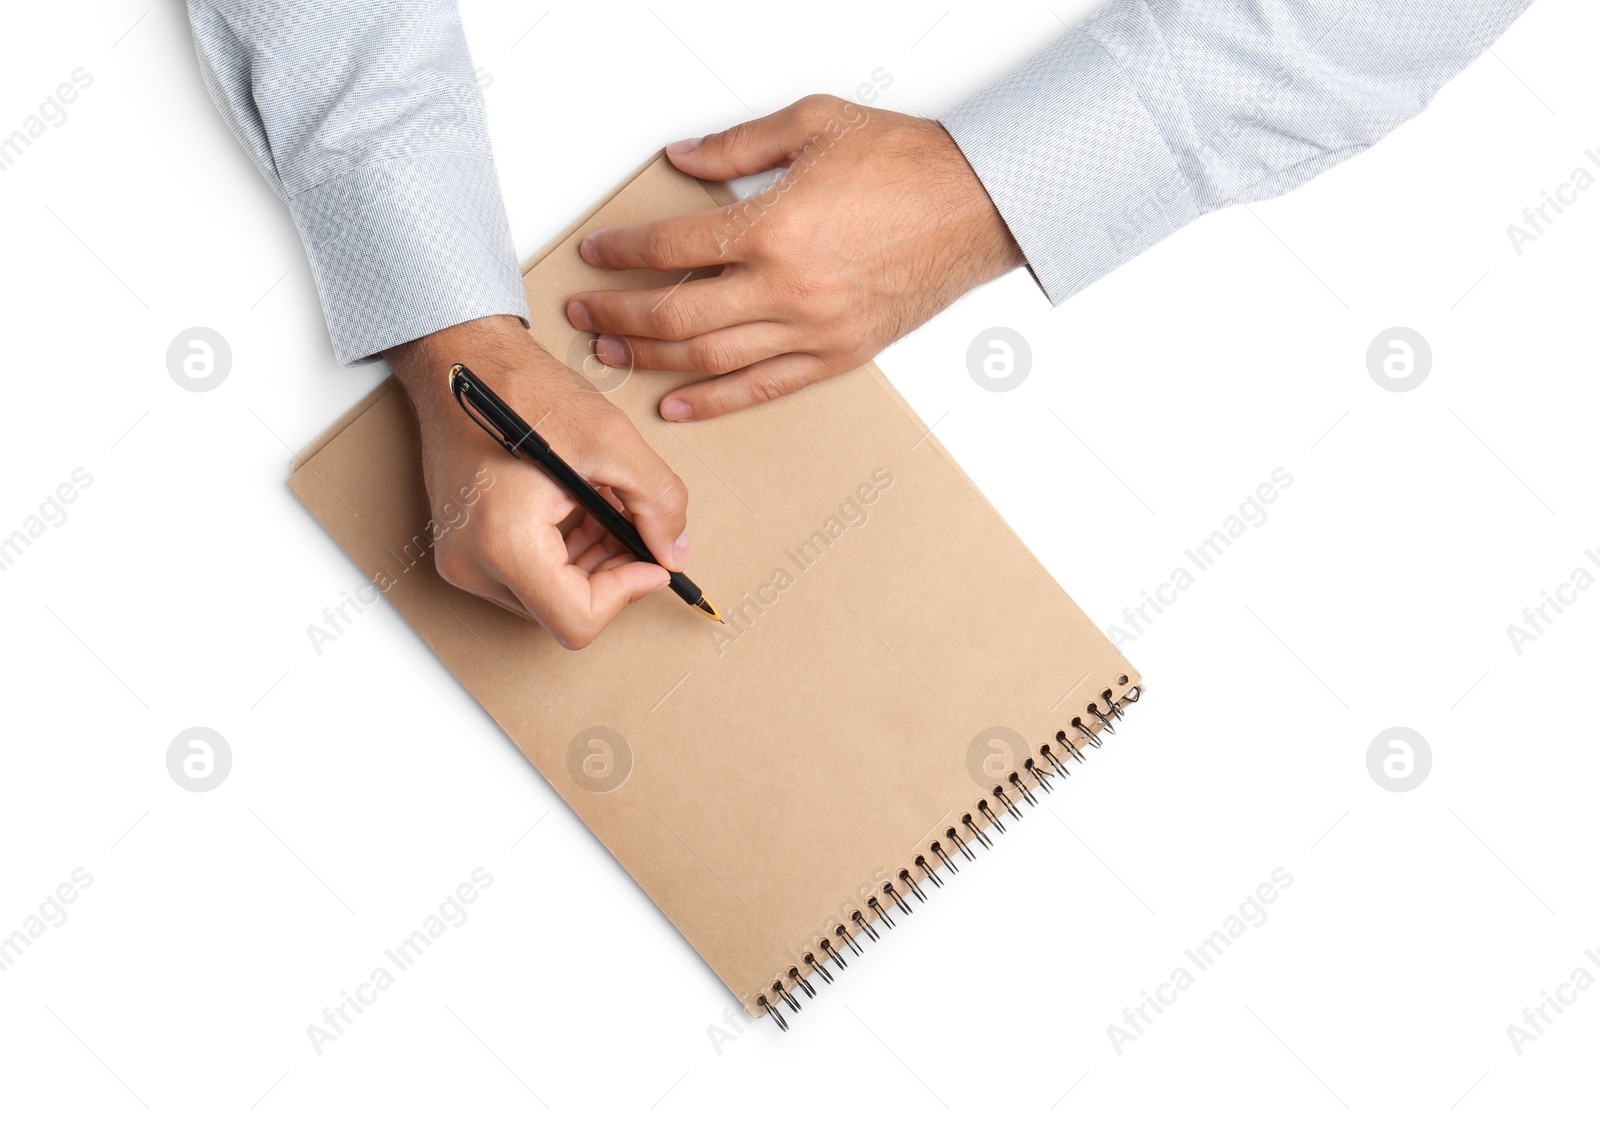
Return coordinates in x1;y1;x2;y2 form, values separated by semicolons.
186;0;530;365
941;0;1534;304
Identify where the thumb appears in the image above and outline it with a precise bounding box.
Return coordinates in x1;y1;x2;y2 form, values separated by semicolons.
665;95;848;181
583;561;676;631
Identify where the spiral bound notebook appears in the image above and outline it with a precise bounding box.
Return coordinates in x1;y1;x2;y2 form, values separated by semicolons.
288;155;1143;1027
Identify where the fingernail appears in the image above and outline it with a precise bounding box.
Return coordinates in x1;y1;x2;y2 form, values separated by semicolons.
568;300;592;331
653;568;672;590
666;138;702;155
580;234;602;265
596;335;625;366
661;398;692;421
673;531;691;568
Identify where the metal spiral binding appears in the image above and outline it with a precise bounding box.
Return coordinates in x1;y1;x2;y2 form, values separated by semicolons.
754;679;1143;1031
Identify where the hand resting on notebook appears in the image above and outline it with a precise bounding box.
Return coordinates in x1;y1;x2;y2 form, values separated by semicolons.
384;316;691;649
192;1;1530;645
567;96;1024;422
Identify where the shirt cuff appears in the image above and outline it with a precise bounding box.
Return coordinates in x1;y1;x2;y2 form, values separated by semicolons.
940;20;1202;305
287;151;531;366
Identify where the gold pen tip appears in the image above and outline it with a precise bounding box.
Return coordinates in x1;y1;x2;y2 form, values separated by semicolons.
695;596;723;623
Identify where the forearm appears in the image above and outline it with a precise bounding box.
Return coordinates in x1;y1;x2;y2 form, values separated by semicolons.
941;0;1533;304
186;0;529;364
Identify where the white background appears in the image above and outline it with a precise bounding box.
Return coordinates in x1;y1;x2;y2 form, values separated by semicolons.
1;1;1596;1116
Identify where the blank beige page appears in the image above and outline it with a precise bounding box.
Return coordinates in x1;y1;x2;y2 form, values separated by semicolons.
288;156;1140;1017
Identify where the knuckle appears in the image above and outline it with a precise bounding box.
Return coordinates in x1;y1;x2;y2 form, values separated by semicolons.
652;470;689;515
691;335;741;375
748;219;784;256
794;94;840;128
638;229;679;271
593;405;631;435
650;297;694;340
745;370;790;405
714;119;753;154
552;619;599;651
758;211;808;256
593;412;640;451
432;541;474;590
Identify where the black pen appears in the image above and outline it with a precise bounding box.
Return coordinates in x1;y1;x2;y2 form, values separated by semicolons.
448;363;722;623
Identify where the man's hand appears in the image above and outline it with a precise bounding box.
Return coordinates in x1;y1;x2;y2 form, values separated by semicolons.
565;95;1024;422
385;316;690;649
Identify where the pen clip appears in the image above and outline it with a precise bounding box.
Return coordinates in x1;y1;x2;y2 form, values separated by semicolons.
449;364;522;459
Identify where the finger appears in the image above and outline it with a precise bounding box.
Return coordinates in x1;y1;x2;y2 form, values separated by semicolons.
581;210;740;273
577;422;690;573
602;323;791;379
660;353;831;421
665;95;857;181
490;516;671;648
568;510;649;573
512;557;672;650
583;562;677;635
568;276;752;341
592;485;626;513
564;514;612;565
573;535;631;575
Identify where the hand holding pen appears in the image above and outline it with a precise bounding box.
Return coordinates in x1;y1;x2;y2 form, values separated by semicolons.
451;362;721;622
383;316;701;649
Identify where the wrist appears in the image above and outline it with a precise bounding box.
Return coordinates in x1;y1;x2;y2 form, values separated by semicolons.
928;121;1025;282
386;315;565;428
386;315;525;389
